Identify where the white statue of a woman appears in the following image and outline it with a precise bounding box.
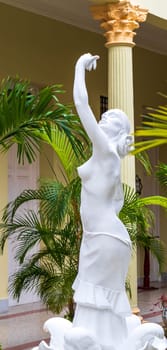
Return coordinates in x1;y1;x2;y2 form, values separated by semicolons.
33;53;167;350
70;53;166;350
72;53;134;349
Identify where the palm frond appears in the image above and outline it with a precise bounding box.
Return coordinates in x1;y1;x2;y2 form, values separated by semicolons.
0;77;88;163
135;151;152;175
121;184;163;236
8;226;79;314
156;163;167;193
39;126;89;181
2;180;71;225
149;237;166;272
133;138;167;154
134;96;167;154
138;195;167;209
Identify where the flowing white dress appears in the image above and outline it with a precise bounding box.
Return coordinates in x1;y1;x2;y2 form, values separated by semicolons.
72;229;132;349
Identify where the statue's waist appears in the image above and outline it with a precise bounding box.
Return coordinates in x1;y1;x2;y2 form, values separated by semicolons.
80;203;122;219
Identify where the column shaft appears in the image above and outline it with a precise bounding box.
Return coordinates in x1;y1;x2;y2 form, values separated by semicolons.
108;45;135;186
108;46;134;130
108;45;137;306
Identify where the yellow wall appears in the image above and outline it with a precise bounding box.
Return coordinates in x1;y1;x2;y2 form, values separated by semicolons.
0;2;108;186
159;145;167;275
0;154;8;307
0;3;107;117
133;47;167;121
133;47;167;280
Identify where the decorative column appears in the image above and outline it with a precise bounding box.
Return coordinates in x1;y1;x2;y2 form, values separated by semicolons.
91;0;148;308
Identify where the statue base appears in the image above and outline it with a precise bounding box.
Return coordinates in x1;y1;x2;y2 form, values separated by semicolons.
32;314;167;350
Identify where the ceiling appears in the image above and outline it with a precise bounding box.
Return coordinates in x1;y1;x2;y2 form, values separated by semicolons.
0;0;167;55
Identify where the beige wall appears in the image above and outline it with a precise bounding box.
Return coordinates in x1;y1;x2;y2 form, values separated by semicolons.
0;2;108;185
159;145;167;274
133;47;167;280
0;3;107;117
133;47;167;121
0;154;8;308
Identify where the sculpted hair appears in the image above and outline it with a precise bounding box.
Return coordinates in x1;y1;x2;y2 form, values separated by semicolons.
101;109;130;134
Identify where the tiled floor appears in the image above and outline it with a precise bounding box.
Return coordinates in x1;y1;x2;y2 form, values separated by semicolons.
0;282;167;350
138;282;167;324
0;302;55;350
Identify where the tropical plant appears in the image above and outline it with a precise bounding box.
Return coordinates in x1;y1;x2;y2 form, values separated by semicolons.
0;177;81;319
0;77;167;318
133;91;167;288
122;184;167;289
0;76;88;166
133;93;167;154
156;163;167;194
121;184;167;268
1;179;167;318
0;76;89;318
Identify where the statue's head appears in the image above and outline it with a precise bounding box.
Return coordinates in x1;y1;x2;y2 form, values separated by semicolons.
99;109;130;135
99;108;133;157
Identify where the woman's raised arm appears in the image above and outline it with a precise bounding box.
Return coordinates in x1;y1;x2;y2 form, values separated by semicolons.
73;53;105;146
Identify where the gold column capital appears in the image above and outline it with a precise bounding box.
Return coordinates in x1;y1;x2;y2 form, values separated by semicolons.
91;1;148;47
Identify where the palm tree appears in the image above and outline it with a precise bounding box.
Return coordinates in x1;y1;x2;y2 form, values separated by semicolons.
0;78;167;317
133;92;167;288
1;179;167;318
0;76;88;165
0;177;82;319
133;93;167;154
156;163;167;194
0;75;88;317
121;184;167;269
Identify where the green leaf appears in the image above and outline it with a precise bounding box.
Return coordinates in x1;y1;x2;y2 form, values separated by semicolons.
0;77;88;164
134;93;167;154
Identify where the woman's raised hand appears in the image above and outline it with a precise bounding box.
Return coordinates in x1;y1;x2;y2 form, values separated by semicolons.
77;53;99;71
